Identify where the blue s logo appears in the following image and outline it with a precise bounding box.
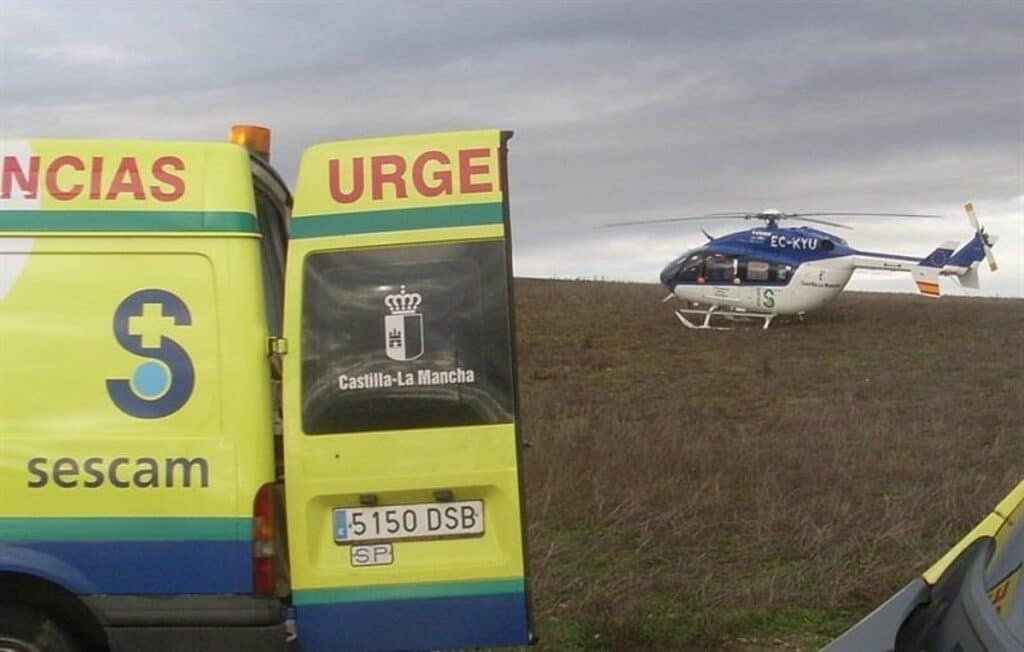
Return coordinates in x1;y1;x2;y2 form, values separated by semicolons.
106;289;195;419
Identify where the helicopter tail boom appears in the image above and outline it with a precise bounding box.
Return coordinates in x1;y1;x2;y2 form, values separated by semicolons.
855;200;999;297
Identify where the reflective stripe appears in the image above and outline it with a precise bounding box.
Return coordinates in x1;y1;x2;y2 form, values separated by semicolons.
0;210;258;233
291;203;504;238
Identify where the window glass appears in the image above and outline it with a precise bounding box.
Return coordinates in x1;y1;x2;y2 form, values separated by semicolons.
746;260;770;281
255;188;286;336
301;240;515;435
705;256;735;282
676;255;705;282
773;263;793;282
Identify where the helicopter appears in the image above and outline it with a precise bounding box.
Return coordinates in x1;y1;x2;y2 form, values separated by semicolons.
609;203;998;329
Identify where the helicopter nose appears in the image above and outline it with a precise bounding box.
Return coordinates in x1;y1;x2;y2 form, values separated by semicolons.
660;260;681;290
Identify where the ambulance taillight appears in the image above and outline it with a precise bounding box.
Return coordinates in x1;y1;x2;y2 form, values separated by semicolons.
253;482;278;596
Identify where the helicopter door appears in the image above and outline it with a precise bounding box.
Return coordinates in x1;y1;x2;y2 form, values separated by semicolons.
742;260;774;310
281;131;531;652
704;256;744;304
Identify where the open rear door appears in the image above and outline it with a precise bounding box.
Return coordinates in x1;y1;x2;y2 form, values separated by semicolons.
282;131;531;651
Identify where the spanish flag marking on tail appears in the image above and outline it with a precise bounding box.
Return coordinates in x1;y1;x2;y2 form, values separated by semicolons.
917;280;937;298
915;280;941;297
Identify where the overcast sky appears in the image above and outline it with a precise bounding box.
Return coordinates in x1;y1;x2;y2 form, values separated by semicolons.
2;1;1021;296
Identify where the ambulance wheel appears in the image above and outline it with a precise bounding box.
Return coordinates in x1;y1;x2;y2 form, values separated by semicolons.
0;605;78;652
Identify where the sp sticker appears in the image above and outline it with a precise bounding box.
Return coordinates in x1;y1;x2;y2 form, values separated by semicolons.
107;289;195;419
351;543;394;567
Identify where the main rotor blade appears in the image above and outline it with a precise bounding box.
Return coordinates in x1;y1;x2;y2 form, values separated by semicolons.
793;217;853;229
604;214;754;227
794;212;943;219
604;211;941;228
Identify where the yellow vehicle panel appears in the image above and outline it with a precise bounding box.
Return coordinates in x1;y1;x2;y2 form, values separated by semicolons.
0;139;274;595
1;139;254;215
923;479;1024;585
283;130;531;650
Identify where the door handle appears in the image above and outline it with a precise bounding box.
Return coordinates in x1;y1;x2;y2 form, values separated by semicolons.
433;489;454;502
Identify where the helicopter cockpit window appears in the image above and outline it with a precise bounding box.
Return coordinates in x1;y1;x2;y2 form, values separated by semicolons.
746;260;770;281
676;254;706;282
773;264;793;282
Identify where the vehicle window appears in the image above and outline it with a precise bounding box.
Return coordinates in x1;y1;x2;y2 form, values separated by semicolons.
677;255;705;282
705;256;735;282
254;187;286;337
773;263;793;282
746;260;770;281
301;240;515;435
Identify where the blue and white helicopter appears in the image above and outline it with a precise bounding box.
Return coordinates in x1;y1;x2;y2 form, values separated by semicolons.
611;203;998;329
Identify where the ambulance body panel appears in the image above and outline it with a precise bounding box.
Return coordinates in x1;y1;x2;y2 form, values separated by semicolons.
1;140;282;647
0;130;531;651
1;236;273;592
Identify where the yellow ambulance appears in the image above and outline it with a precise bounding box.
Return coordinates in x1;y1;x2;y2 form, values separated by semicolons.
0;127;532;651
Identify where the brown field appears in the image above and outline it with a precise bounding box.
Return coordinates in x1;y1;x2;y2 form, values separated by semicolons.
514;278;1024;651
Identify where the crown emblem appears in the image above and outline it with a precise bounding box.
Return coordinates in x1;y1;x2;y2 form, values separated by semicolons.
385;285;422;315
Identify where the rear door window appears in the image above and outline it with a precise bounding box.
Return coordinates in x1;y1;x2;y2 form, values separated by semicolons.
301;240;514;435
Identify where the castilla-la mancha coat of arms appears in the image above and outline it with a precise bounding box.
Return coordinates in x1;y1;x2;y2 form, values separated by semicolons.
384;285;423;361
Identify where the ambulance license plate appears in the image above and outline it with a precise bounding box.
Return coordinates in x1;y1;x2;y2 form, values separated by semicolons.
333;500;484;543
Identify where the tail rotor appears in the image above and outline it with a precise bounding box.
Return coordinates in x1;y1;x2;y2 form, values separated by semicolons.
964;202;998;272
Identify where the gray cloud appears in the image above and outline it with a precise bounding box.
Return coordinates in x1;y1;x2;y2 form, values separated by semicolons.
2;0;1021;294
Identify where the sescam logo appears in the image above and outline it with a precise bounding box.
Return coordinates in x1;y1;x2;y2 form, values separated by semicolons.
107;289;195;419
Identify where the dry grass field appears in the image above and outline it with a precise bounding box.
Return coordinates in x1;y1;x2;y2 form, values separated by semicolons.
513;278;1024;651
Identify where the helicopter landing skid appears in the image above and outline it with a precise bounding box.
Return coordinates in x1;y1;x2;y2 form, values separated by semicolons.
673;305;776;330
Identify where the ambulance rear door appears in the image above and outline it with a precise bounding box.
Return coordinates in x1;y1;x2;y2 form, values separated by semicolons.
281;131;531;651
